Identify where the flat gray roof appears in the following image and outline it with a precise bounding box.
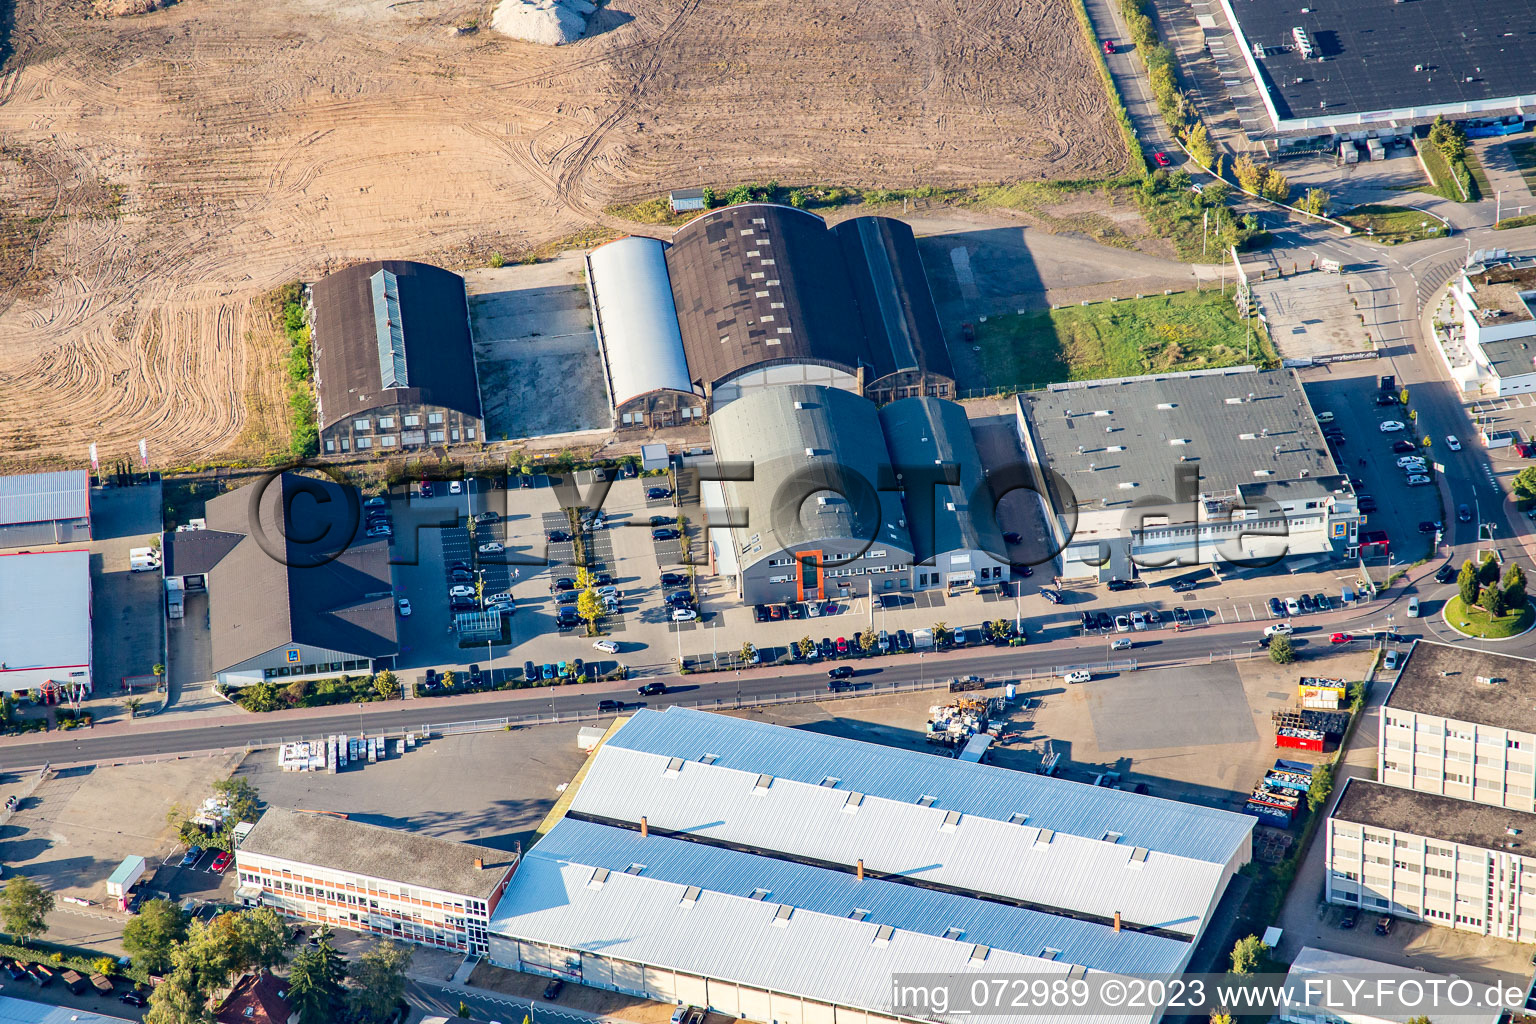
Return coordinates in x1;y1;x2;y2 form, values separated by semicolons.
1019;368;1344;512
878;397;1003;563
237;807;515;900
0;550;91;678
1385;640;1536;733
0;471;88;528
1333;777;1536;852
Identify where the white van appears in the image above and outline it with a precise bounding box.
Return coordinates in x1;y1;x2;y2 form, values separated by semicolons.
1406;597;1420;618
1316;411;1335;424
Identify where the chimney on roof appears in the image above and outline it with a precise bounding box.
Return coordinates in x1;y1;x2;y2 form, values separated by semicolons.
641;816;649;838
1113;912;1121;933
857;859;865;881
474;858;484;871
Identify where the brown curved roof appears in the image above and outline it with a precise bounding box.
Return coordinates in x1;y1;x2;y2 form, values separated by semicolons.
310;260;481;432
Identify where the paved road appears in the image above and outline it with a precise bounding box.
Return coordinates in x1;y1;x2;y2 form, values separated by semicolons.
1080;0;1176;159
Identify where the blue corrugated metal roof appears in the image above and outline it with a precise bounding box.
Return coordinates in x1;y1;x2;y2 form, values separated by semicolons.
608;708;1252;862
523;818;1190;976
0;995;133;1024
0;471;88;528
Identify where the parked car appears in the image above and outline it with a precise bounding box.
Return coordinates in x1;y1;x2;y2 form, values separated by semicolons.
1264;622;1293;637
1114;615;1131;633
1064;669;1092;684
474;510;499;524
1002;531;1023;544
448;584;475;598
1339;908;1358;930
1375;916;1393;936
1330;632;1353;644
897;629;913;652
1418;520;1441;533
1080;611;1095;631
1130;611;1147;631
210;851;232;873
753;604;770;622
1298;594;1315;614
1383;650;1401;671
1106;578;1134;591
478;542;504;554
396;597;411;617
1095;611;1114;631
543;979;564;1001
1406;597;1420;617
835;636;850;654
1267;597;1285;617
598;699;624;713
364;495;388;509
1396;456;1427;469
1172;606;1190;625
647;487;673;500
1379;420;1405;432
419;480;433;498
1375;393;1398;406
121;990;148;1007
1357;495;1377;512
1446;435;1462;451
1170;578;1197;592
1391;439;1417;453
660;572;688;587
1040;587;1062;604
593;640;620;654
637;682;667;696
652;528;680;540
650;515;675;527
541;663;557;680
1285;597;1300;616
1314;593;1330;611
180;847;202;867
671;608;697;622
1406;474;1431;486
524;660;536;680
547;530;571;543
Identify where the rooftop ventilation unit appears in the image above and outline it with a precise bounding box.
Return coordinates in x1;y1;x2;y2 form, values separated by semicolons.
1157;403;1176;410
1292;26;1315;58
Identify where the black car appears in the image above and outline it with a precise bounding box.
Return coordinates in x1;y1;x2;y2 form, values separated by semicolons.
897;629;913;651
660;572;688;587
1267;597;1284;617
450;569;474;582
598;699;624;713
524;660;537;680
5;962;27;981
789;603;807;619
638;682;667;696
594;572;614;586
544;979;564;1001
1080;611;1095;631
652;528;680;540
1002;532;1022;544
1418;520;1441;533
1314;593;1330;611
572;658;585;678
1326;433;1345;446
1458;504;1473;522
1375;916;1393;936
1339;908;1358;930
1105;578;1134;591
474;511;500;524
668;591;695;607
1391;439;1416;453
1095;611;1114;631
448;561;472;572
557;609;579;627
449;598;478;612
1435;563;1458;583
1173;606;1190;625
1298;593;1315;613
647;487;673;500
650;515;675;526
547;530;572;543
818;637;835;657
827;665;854;680
753;604;770;622
1358;495;1377;513
552;577;575;591
1376;393;1398;406
1040;587;1062;604
468;664;483;685
121;990;148;1007
555;592;579;606
1170;579;1197;592
1018;565;1033;577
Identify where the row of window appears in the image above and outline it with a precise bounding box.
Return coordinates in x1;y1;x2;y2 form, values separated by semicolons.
239;863;486;916
331;428;464;453
355;413;444;431
262;660;370;680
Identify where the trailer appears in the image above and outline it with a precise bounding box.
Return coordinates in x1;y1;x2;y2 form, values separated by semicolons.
106;855;147;910
912;628;934;650
59;970;89;995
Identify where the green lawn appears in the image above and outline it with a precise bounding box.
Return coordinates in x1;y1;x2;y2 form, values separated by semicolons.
1464;148;1493;201
1444;595;1535;639
1339;205;1447;245
971;290;1273;390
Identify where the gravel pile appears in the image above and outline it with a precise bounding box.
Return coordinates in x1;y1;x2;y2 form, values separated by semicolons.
490;0;596;45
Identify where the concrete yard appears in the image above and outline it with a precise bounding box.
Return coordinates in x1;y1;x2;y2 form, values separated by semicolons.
466;256;610;441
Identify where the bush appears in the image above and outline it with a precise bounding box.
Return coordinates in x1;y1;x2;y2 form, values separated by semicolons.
1268;634;1296;664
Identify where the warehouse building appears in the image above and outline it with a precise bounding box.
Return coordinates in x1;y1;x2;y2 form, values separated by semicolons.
1377;642;1536;813
1014;367;1360;581
1278;947;1500;1024
234;807;516;956
0;550;92;697
1441;249;1536;398
488;707;1253;1024
0;470;90;549
585;236;706;431
585;204;955;430
703;387;1008;603
1325;776;1536;942
1216;0;1536;134
179;472;398;686
310;260;484;457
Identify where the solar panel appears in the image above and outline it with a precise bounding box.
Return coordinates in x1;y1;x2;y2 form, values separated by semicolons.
370;269;409;390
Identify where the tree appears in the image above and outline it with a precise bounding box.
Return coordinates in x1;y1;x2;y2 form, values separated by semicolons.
372;670;400;701
1478;553;1501;588
1458;559;1480;607
1261;168;1290;203
1268;634;1296;664
233;906;291;974
122;899;188;974
1307;763;1334;811
739;641;757;666
1514;466;1536;501
576;588;606;635
990;618;1012;642
1203;180;1232;206
1229;934;1269;975
440;669;456;690
1211;1015;1233;1024
122;696;145;718
347;940;413;1024
858;631;877;654
146;967;213;1024
1504;562;1528;608
0;876;53;946
288;930;347;1024
1184;121;1214;168
1301;188;1331;215
204;776;261;852
1484;584;1508;618
932;621;950;646
1233;154;1265;194
798;636;816;658
458;1002;473;1019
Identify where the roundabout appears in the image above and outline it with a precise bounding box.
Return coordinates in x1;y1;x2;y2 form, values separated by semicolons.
1443;595;1536;641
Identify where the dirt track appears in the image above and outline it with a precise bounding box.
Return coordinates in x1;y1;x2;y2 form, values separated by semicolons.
0;0;1124;467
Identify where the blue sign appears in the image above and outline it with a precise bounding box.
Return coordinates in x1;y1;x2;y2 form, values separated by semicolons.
285;649;301;664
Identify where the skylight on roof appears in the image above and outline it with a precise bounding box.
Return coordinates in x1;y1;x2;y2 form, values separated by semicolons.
665;757;684;774
369;269;408;390
843;792;864;813
624;863;645;875
772;904;793;927
872;924;894;946
700;753;719;765
749;888;771;901
753;773;773;793
916;795;937;808
679;885;702;907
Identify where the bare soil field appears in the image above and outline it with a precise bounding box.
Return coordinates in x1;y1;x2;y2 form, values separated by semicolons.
0;0;1123;468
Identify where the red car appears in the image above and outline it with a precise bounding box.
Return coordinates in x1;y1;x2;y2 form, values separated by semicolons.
210;851;232;873
1329;632;1353;645
1153;152;1172;167
1103;38;1116;53
835;637;850;654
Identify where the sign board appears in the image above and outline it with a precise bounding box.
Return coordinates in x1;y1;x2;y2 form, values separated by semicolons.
285;649;301;664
